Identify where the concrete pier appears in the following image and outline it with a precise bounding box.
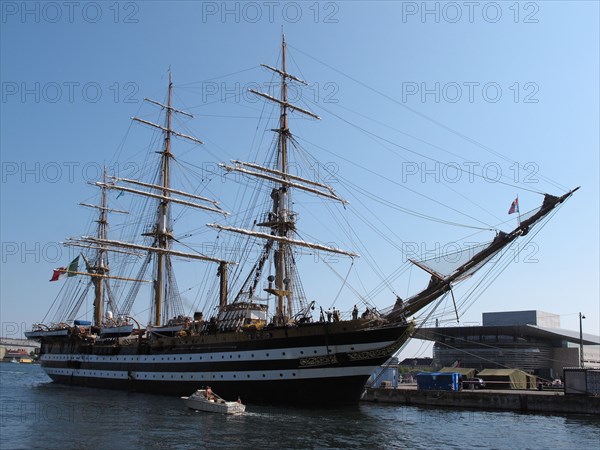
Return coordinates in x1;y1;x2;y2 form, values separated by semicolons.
363;386;600;415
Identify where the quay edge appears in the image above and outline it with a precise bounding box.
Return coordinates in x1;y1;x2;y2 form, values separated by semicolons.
362;387;600;415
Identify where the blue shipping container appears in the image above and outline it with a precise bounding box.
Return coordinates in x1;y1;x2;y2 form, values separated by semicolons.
416;372;462;391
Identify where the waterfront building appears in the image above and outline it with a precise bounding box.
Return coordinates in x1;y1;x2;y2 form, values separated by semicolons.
416;310;600;379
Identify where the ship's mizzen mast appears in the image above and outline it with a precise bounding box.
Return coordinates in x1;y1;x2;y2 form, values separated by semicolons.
68;184;147;326
387;187;579;322
75;166;131;326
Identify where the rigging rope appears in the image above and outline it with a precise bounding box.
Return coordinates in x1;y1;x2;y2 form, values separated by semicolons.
288;44;568;193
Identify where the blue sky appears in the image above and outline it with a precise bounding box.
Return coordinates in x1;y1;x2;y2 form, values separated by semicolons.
1;1;598;357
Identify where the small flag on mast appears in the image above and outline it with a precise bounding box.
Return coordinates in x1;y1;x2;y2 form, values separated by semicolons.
508;197;519;215
50;256;79;282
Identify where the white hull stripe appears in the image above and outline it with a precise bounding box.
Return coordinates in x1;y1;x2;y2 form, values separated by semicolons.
41;340;395;364
44;365;375;381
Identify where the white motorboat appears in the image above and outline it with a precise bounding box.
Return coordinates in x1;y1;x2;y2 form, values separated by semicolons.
182;388;245;415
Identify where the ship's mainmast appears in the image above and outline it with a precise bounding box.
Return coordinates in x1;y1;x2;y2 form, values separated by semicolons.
272;35;292;324
211;34;355;325
152;72;174;326
135;72;222;326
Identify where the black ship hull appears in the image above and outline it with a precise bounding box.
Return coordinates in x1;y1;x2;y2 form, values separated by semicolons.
37;321;412;405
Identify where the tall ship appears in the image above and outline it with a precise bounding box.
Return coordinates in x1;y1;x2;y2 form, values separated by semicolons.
26;37;577;405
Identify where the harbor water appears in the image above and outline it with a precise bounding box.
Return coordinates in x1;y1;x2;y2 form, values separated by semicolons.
1;364;598;450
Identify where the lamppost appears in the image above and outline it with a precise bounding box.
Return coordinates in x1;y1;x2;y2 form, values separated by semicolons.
579;312;586;368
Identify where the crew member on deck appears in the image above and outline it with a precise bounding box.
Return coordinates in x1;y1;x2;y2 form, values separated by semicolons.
333;308;340;322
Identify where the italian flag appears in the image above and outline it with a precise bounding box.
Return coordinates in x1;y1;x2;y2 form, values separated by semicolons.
50;256;79;282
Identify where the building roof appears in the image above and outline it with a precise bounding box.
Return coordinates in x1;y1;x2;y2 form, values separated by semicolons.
415;324;600;346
